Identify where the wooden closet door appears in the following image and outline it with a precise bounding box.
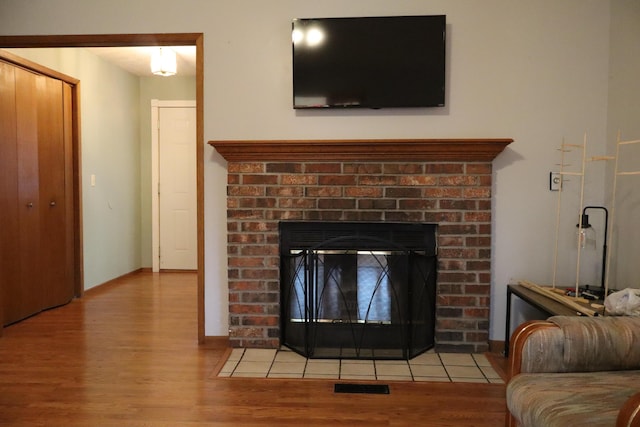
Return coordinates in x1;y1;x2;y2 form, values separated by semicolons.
0;61;18;326
1;67;44;324
37;76;74;310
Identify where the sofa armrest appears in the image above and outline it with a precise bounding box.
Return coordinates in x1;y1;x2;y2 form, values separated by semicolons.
617;392;640;427
508;320;563;379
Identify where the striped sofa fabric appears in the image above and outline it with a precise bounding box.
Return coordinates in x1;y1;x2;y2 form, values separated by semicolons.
506;315;640;427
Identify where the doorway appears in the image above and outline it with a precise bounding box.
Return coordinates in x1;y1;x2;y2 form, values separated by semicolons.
151;100;197;271
0;34;205;342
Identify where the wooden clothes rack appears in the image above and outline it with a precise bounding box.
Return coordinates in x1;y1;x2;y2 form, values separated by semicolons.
539;132;639;316
603;134;640;297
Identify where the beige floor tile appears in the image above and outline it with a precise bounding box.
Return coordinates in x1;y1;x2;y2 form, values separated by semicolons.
341;361;375;376
410;364;448;377
274;350;307;363
227;348;245;362
480;366;501;379
233;361;272;374
340;374;377;380
408;352;442;365
232;371;267;378
268;372;303;379
376;375;413;381
305;360;340;375
303;373;339;379
269;361;306;375
472;353;491;367
449;377;488;383
306;358;338;364
489;377;505;384
219;360;238;374
242;348;278;362
375;362;411;377
445;366;485;379
439;353;475;366
413;376;451;382
374;360;408;365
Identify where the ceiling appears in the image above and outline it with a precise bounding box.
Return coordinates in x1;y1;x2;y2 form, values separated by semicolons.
86;46;196;77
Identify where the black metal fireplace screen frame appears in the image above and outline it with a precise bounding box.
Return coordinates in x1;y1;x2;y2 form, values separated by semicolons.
279;222;437;360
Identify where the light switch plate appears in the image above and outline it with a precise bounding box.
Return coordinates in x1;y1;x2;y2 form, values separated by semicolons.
549;172;562;191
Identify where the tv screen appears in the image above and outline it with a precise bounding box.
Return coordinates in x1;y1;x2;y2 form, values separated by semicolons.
292;15;446;109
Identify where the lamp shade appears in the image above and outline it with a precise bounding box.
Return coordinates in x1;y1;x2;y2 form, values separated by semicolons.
151;48;176;76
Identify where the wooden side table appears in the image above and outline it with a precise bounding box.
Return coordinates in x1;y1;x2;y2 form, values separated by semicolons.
504;284;587;356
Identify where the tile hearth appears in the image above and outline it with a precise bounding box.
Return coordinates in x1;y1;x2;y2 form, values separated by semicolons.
217;347;503;384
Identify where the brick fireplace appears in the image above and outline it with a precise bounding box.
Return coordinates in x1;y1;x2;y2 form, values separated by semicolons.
209;138;512;353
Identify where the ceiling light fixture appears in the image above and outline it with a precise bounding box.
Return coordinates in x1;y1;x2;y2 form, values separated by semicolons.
151;47;177;76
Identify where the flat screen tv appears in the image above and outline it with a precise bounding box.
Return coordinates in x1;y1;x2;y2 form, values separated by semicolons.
292;15;446;109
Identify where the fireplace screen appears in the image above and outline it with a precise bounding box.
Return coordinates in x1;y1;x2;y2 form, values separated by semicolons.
280;222;437;360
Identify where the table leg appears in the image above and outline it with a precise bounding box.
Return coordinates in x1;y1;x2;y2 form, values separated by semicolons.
504;286;513;357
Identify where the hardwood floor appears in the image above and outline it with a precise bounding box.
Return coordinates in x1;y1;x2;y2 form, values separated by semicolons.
0;271;507;426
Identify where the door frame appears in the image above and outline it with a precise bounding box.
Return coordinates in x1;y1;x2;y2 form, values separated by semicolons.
0;34;206;343
151;100;197;272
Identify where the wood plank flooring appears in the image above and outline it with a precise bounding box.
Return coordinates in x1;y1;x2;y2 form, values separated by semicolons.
0;271;507;426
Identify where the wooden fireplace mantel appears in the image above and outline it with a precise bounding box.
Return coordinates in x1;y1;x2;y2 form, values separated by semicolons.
208;138;513;162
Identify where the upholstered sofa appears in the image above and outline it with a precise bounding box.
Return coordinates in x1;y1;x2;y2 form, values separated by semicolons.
506;315;640;427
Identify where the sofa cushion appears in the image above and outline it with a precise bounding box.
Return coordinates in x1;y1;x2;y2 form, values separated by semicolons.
507;370;640;427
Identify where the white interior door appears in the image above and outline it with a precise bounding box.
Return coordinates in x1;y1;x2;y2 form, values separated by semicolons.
157;104;196;270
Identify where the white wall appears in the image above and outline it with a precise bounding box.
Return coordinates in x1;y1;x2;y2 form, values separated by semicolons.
606;0;640;290
6;48;143;290
1;0;635;341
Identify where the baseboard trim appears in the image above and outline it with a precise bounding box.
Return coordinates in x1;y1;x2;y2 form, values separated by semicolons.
83;268;148;295
202;336;230;348
488;339;505;355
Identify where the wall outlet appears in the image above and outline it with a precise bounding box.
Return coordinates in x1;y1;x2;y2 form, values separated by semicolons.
549;172;562;191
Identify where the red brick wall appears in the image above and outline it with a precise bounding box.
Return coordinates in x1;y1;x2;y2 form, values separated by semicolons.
226;160;493;353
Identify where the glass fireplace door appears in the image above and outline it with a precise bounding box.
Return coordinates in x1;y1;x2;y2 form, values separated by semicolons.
280;222;437;360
